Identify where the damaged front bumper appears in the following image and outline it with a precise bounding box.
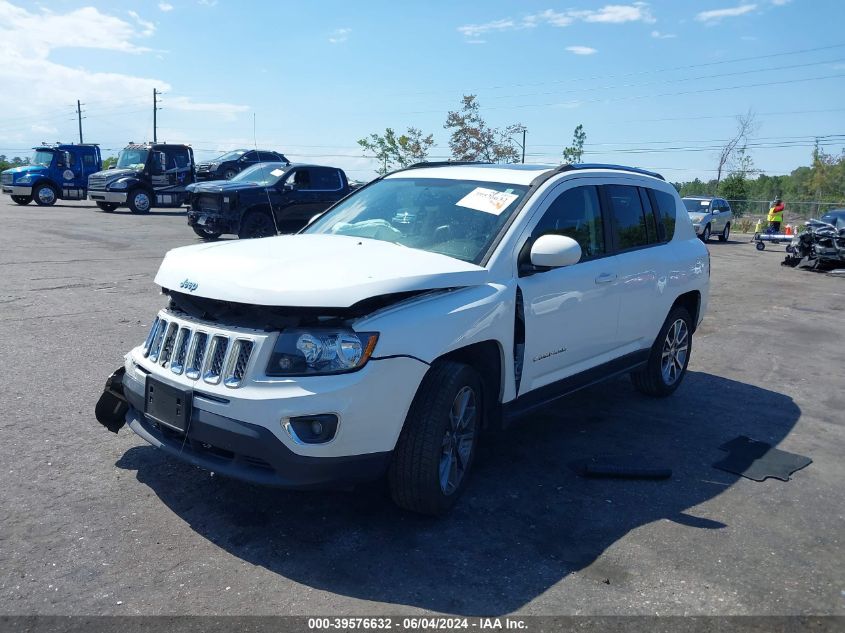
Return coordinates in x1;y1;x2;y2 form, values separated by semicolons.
94;363;399;489
187;210;235;234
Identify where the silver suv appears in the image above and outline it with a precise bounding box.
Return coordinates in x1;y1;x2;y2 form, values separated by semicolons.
683;196;732;242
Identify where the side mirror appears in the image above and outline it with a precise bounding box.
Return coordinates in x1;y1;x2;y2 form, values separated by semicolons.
282;183;294;192
530;234;582;268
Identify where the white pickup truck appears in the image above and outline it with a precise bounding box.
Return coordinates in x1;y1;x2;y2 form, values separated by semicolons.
96;162;709;515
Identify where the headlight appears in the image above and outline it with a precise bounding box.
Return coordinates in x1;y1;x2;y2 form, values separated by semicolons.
108;179;129;190
208;162;219;170
690;214;704;223
266;328;379;376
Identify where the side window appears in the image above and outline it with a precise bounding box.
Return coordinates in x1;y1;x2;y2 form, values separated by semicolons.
606;184;649;250
166;149;190;170
83;154;96;167
257;151;277;161
288;168;312;190
638;188;659;243
241;151;257;162
530;185;604;259
651;189;678;242
311;168;342;190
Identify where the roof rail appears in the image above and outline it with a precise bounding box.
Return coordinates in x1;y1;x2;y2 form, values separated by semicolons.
557;163;665;181
405;160;494;169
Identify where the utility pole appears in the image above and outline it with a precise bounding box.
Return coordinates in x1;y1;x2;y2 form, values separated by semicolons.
153;88;162;143
76;100;84;144
521;127;526;164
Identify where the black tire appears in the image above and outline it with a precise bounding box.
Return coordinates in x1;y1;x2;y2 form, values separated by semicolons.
96;201;118;213
718;222;730;242
701;224;711;242
11;195;31;205
127;189;152;214
238;210;276;239
192;225;222;241
33;183;58;206
224;168;238;180
630;306;693;398
388;361;482;515
756;241;765;251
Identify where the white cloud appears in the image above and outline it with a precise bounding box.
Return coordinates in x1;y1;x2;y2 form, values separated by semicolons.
328;27;351;44
695;4;757;23
771;0;791;5
158;2;174;11
566;45;598;55
127;10;155;37
31;124;58;135
651;29;676;38
459;3;654;40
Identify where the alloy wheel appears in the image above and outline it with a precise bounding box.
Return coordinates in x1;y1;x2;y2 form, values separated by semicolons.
439;386;477;495
660;318;689;386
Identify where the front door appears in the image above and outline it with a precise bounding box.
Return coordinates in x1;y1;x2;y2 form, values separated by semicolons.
517;183;622;395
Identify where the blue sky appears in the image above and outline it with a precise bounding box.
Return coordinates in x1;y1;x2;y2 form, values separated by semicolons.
1;0;843;181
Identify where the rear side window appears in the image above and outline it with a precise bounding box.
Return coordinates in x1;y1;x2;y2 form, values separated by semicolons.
257;151;277;161
605;184;650;250
651;189;678;242
310;168;342;190
531;185;605;259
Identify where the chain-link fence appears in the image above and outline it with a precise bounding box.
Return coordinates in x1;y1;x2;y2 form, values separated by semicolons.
725;199;843;220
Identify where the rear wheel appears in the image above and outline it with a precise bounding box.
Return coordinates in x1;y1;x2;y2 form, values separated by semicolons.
192;225;222;241
33;183;58;206
11;195;31;205
718;222;731;242
238;210;275;239
127;189;152;214
389;361;482;515
631;306;693;397
96;201;118;213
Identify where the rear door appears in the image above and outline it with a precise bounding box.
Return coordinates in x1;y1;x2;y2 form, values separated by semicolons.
517;182;623;394
273;167;322;229
604;183;670;349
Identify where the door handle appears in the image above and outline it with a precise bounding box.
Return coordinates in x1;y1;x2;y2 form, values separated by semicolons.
595;273;617;285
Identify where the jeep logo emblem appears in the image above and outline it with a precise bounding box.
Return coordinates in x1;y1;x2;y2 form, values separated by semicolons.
180;279;198;292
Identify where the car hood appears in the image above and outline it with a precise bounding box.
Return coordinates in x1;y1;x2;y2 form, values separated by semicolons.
90;168;140;180
154;234;489;308
187;180;261;194
4;165;46;177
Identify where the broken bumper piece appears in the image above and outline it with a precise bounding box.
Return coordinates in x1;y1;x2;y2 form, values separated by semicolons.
94;367;129;433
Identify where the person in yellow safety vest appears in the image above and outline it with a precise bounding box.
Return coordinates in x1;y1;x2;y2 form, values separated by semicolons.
767;198;784;233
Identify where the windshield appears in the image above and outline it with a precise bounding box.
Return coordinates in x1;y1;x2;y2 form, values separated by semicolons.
304;177;530;264
31;150;54;167
215;150;246;162
820;212;844;228
683;198;710;213
231;162;287;185
116;148;149;170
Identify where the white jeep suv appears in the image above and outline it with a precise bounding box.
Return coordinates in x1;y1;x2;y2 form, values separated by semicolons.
96;162;709;515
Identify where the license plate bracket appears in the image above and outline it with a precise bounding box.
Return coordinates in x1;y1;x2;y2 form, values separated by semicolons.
145;376;192;433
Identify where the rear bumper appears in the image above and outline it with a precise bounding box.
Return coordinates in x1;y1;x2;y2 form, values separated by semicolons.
2;185;32;196
89;190;127;204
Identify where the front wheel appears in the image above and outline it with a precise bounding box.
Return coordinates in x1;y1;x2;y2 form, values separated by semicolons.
389;361;482;515
11;195;31;205
33;183;58;206
701;224;711;242
631;306;693;397
224;168;238;180
96;201;118;213
238;210;276;239
718;222;731;242
192;225;222;241
127;189;152;214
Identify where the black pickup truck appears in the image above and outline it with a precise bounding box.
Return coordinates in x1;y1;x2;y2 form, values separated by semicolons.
186;162;352;239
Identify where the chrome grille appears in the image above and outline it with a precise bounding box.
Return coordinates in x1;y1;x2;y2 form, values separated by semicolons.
140;315;256;388
203;336;229;385
1;173;12;185
224;340;254;387
195;194;221;212
87;173;109;190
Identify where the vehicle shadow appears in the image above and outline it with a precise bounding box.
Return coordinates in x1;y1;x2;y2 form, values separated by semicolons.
115;371;801;615
92;209;188;217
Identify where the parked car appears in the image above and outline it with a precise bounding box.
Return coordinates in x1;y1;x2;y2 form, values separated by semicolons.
1;143;101;206
186;162;352;240
682;196;733;242
88;143;195;213
194;149;289;181
819;208;845;229
96;162;709;515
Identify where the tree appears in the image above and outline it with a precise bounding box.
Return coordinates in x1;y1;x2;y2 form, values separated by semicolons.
102;156;118;169
444;95;523;163
562;124;587;164
715;110;757;186
358;127;435;175
719;173;749;216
